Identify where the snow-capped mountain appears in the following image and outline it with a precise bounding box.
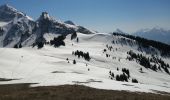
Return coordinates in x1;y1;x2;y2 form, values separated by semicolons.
37;12;75;35
0;13;35;47
0;4;33;22
64;20;76;25
0;5;95;47
0;4;35;47
133;27;170;45
64;20;95;34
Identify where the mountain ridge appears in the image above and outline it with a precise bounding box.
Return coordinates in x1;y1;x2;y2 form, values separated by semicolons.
0;4;33;22
0;4;95;47
133;27;170;45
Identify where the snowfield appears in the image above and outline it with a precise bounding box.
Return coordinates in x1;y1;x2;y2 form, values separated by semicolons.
0;22;8;27
0;33;170;93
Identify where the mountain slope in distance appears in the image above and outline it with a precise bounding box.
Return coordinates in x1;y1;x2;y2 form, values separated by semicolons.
133;27;170;45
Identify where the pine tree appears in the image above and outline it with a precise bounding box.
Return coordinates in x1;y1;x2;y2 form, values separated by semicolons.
109;70;111;75
71;31;77;40
37;42;44;49
73;60;76;64
19;44;22;48
132;78;138;83
117;67;119;71
77;37;79;43
14;44;18;48
111;73;114;78
116;75;120;81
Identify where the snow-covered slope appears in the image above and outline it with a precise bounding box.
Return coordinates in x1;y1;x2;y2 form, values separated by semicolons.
0;33;170;93
0;22;8;27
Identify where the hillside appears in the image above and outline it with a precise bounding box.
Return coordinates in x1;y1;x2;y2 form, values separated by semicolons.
0;4;170;98
0;32;170;94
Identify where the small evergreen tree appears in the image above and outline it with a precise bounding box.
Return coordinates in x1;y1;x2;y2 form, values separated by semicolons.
37;42;44;49
109;70;111;75
111;73;114;78
19;44;22;48
71;31;77;40
88;68;90;71
77;37;79;43
116;75;120;81
73;59;76;64
132;78;138;83
14;44;18;48
117;67;119;71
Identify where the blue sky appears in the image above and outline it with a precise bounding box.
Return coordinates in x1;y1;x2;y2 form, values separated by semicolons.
0;0;170;33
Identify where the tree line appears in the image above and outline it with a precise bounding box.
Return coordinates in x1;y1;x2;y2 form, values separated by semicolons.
127;50;170;74
113;32;170;57
109;68;138;83
72;50;91;61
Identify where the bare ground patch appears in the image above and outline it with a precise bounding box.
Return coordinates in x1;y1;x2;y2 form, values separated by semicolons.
0;83;170;100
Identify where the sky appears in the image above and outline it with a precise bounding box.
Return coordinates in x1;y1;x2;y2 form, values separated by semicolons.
0;0;170;33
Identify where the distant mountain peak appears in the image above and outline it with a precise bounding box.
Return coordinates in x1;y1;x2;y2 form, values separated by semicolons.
37;12;59;23
64;20;75;25
115;28;123;33
41;12;50;20
134;27;170;44
114;28;128;34
136;27;169;35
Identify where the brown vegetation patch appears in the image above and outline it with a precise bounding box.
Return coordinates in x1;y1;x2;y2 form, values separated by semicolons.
0;83;170;100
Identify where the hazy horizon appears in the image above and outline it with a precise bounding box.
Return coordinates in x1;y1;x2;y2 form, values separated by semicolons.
0;0;170;33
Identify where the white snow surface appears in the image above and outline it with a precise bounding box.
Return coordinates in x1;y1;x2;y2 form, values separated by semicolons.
0;33;170;93
0;22;8;27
